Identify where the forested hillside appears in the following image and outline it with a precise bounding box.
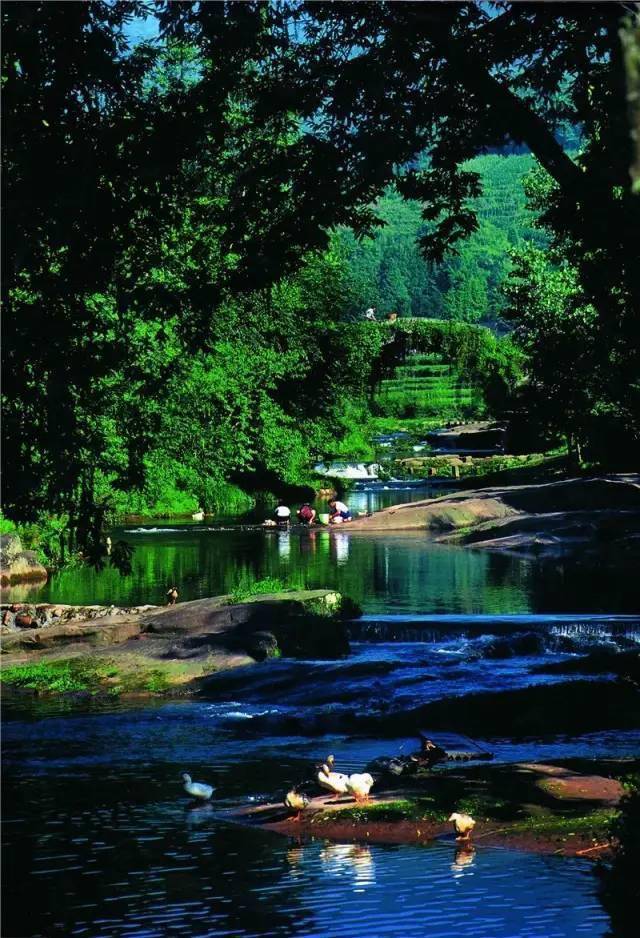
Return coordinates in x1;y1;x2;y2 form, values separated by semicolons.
336;154;547;324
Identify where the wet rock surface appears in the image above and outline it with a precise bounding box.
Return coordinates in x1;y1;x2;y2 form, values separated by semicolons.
347;475;640;556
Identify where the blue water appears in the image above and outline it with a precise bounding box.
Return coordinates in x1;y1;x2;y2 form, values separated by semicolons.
2;700;614;938
3;484;637;936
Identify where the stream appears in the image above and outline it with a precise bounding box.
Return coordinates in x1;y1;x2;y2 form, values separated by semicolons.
3;485;638;936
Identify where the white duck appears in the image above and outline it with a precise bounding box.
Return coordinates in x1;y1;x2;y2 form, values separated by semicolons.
448;812;476;841
345;772;374;804
317;756;349;800
284;788;310;821
182;772;214;801
192;510;205;522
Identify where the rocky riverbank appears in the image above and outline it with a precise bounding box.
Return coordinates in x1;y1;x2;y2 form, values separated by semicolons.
347;475;640;556
0;590;353;698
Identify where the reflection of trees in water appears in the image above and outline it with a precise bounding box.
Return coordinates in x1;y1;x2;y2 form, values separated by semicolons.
526;557;639;613
42;525;634;612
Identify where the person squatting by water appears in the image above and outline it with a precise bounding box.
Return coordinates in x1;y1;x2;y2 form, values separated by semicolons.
297;503;317;525
328;498;352;523
274;501;291;527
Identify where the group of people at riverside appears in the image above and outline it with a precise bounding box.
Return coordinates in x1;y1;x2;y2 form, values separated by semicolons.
272;498;352;528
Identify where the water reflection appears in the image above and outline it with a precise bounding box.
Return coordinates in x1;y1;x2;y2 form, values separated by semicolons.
2;718;611;937
277;531;291;560
332;532;350;566
319;843;376;890
6;519;638;614
451;843;476;879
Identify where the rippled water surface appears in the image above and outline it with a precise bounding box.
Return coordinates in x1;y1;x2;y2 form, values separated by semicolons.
3;704;613;938
3;486;637;935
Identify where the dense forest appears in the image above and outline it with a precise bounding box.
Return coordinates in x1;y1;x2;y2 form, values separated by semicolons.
337;154;547;324
2;2;639;562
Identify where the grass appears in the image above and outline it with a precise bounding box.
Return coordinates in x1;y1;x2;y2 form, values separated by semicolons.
228;575;304;604
505;809;616;839
313;798;447;825
0;658;118;694
0;655;196;697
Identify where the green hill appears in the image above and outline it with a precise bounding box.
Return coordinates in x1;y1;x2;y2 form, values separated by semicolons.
336;153;546;325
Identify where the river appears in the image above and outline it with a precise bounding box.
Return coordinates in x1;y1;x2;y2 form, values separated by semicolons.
3;485;637;936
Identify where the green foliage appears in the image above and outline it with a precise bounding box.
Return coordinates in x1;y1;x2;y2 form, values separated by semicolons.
9;514;74;567
0;513;17;535
2;7;381;541
4;0;638;548
143;670;172;694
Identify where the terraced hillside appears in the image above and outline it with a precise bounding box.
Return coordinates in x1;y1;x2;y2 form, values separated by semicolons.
374;352;485;421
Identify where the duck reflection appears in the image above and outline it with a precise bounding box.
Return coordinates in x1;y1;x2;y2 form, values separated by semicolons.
450;843;476;879
319;843;375;889
184;802;215;828
286;845;306;878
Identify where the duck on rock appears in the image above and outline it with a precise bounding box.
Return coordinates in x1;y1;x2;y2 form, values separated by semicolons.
345;773;374;804
284;788;310;821
317;755;349;801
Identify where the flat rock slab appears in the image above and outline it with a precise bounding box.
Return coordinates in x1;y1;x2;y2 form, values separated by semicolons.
346;476;640;537
0;590;348;669
514;763;624;804
1;617;144;652
536;776;624;804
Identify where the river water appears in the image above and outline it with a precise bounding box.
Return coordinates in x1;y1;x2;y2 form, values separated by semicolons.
3;486;637;936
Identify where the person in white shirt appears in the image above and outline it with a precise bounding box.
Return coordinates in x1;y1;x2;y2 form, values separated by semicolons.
364;307;377;321
274;501;291;526
328;498;352;523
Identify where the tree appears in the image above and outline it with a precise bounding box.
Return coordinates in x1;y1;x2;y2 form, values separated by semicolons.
252;1;638;455
2;3;370;541
502;244;598;461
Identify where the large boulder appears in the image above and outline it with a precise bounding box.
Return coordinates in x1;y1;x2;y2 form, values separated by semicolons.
140;590;350;661
0;534;48;585
0;591;352;663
